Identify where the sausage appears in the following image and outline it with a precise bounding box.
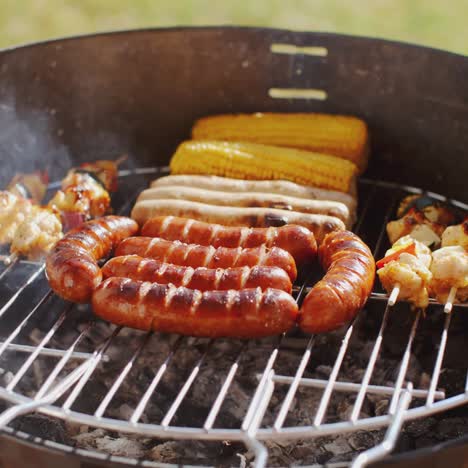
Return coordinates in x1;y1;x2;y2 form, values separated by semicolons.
45;216;139;303
115;237;297;281
92;277;298;338
131;199;344;244
299;230;375;333
102;255;292;293
137;186;352;226
151;175;357;212
140;216;317;265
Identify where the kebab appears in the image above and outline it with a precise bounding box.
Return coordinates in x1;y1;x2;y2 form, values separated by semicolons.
0;171;50;261
386;194;457;248
377;235;433;309
379;194;464;309
1;158;124;262
430;218;468;312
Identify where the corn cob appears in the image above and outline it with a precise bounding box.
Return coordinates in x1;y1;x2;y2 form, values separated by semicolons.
191;112;369;173
169;140;357;193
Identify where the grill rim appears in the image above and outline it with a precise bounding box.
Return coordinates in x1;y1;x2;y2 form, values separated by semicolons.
1;25;467;60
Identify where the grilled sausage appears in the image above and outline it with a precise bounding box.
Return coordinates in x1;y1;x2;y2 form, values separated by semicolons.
45;216;139;303
102;255;292;293
151;175;357;212
140;216;317;265
137;186;352;226
299;230;375;333
132;200;343;244
92;277;298;338
116;237;297;281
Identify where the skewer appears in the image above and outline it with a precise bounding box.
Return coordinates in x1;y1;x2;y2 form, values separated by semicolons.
388;283;400;306
444;286;457;314
0;253;17;266
0;256;18;281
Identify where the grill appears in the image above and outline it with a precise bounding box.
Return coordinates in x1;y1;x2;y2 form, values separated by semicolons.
0;166;467;467
1;26;468;468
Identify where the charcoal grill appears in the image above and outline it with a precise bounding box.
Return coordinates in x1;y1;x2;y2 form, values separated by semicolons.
0;27;467;467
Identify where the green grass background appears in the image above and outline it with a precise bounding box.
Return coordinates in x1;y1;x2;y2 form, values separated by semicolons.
1;0;467;54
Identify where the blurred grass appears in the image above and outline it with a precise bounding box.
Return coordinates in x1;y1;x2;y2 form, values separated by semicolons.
0;0;467;54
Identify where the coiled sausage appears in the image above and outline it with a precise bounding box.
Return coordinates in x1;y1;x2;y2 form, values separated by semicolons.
45;216;139;303
299;230;375;333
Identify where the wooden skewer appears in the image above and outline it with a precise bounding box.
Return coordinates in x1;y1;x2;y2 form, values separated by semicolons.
388;283;400;306
444;286;457;314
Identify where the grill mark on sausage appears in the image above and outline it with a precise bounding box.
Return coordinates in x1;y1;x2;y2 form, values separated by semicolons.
204;245;217;267
214;268;223;289
160;215;173;236
240;266;250;289
190;289;203;315
181;266;195;287
182;218;194;240
238;227;250;247
208;223;221;244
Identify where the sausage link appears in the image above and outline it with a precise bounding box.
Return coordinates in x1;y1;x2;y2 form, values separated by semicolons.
115;237;297;281
102;255;292;293
151;175;357;213
45;216;139;303
92;278;298;338
299;230;375;333
137;186;352;226
141;216;317;264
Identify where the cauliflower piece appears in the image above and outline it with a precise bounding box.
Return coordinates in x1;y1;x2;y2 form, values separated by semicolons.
11;207;63;260
0;191;33;244
430;246;468;303
441;221;468;250
377;236;432;308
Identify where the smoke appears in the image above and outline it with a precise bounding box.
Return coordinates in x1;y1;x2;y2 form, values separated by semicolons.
0;96;73;188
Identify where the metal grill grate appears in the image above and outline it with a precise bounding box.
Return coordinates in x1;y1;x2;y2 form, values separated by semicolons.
0;167;467;468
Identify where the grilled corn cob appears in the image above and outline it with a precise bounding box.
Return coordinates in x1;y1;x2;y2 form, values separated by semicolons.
191;112;369;173
169;140;358;193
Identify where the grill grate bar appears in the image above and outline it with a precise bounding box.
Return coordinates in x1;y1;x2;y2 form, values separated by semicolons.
426;311;452;406
0;343;95;360
0;264;45;320
389;311;421;414
0;290;53;359
351;383;413;468
0;259;18;282
6;303;72;392
62;326;122;412
95;331;153;418
242;336;283;431
314;319;357;426
269;375;443;400
35;323;93;400
273;335;315;430
350;301;392;423
161;339;214;428
203;342;247;431
130;335;184;424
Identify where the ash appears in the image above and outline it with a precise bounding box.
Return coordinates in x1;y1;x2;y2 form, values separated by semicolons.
2;297;468;466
